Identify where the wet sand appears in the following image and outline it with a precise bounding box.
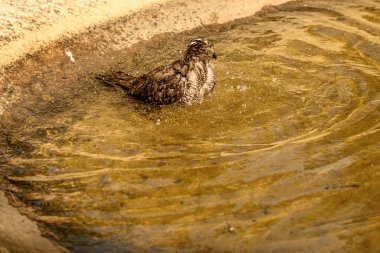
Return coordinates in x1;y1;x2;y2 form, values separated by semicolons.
0;0;289;252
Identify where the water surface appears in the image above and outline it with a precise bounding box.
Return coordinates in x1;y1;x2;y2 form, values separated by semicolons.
3;0;380;252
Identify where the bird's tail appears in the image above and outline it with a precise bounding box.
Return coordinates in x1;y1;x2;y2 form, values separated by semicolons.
95;71;135;91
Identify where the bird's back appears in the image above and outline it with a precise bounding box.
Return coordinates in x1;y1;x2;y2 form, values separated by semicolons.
128;61;186;104
97;60;186;105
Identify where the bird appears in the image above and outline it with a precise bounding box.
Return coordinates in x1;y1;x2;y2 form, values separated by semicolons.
96;38;217;105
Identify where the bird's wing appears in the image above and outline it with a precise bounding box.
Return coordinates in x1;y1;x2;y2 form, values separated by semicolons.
128;60;189;104
95;71;135;90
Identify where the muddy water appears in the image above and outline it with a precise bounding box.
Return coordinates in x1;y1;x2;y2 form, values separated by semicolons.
2;0;380;252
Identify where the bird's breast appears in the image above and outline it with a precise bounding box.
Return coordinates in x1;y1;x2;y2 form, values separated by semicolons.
180;61;215;105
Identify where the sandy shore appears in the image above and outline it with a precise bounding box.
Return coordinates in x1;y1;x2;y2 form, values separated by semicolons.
0;0;289;252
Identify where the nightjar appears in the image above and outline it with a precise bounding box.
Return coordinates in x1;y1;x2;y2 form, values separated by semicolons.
96;38;217;105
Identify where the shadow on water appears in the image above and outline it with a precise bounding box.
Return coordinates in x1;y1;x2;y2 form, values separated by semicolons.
1;0;380;252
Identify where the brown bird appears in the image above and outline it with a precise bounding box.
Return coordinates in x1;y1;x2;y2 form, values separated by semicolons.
96;38;217;105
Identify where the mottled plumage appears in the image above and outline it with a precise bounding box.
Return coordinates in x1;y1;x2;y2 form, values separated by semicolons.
96;38;217;105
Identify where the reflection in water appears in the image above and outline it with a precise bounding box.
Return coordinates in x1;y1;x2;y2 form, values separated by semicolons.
3;0;380;252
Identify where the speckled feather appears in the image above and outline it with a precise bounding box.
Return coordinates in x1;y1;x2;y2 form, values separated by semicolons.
96;38;216;105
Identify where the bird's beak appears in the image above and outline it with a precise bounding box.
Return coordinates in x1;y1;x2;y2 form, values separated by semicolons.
209;47;217;60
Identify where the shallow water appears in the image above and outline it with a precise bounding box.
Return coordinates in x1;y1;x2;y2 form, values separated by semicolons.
3;0;380;252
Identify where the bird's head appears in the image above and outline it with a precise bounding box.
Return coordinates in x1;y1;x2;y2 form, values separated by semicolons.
185;38;217;61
